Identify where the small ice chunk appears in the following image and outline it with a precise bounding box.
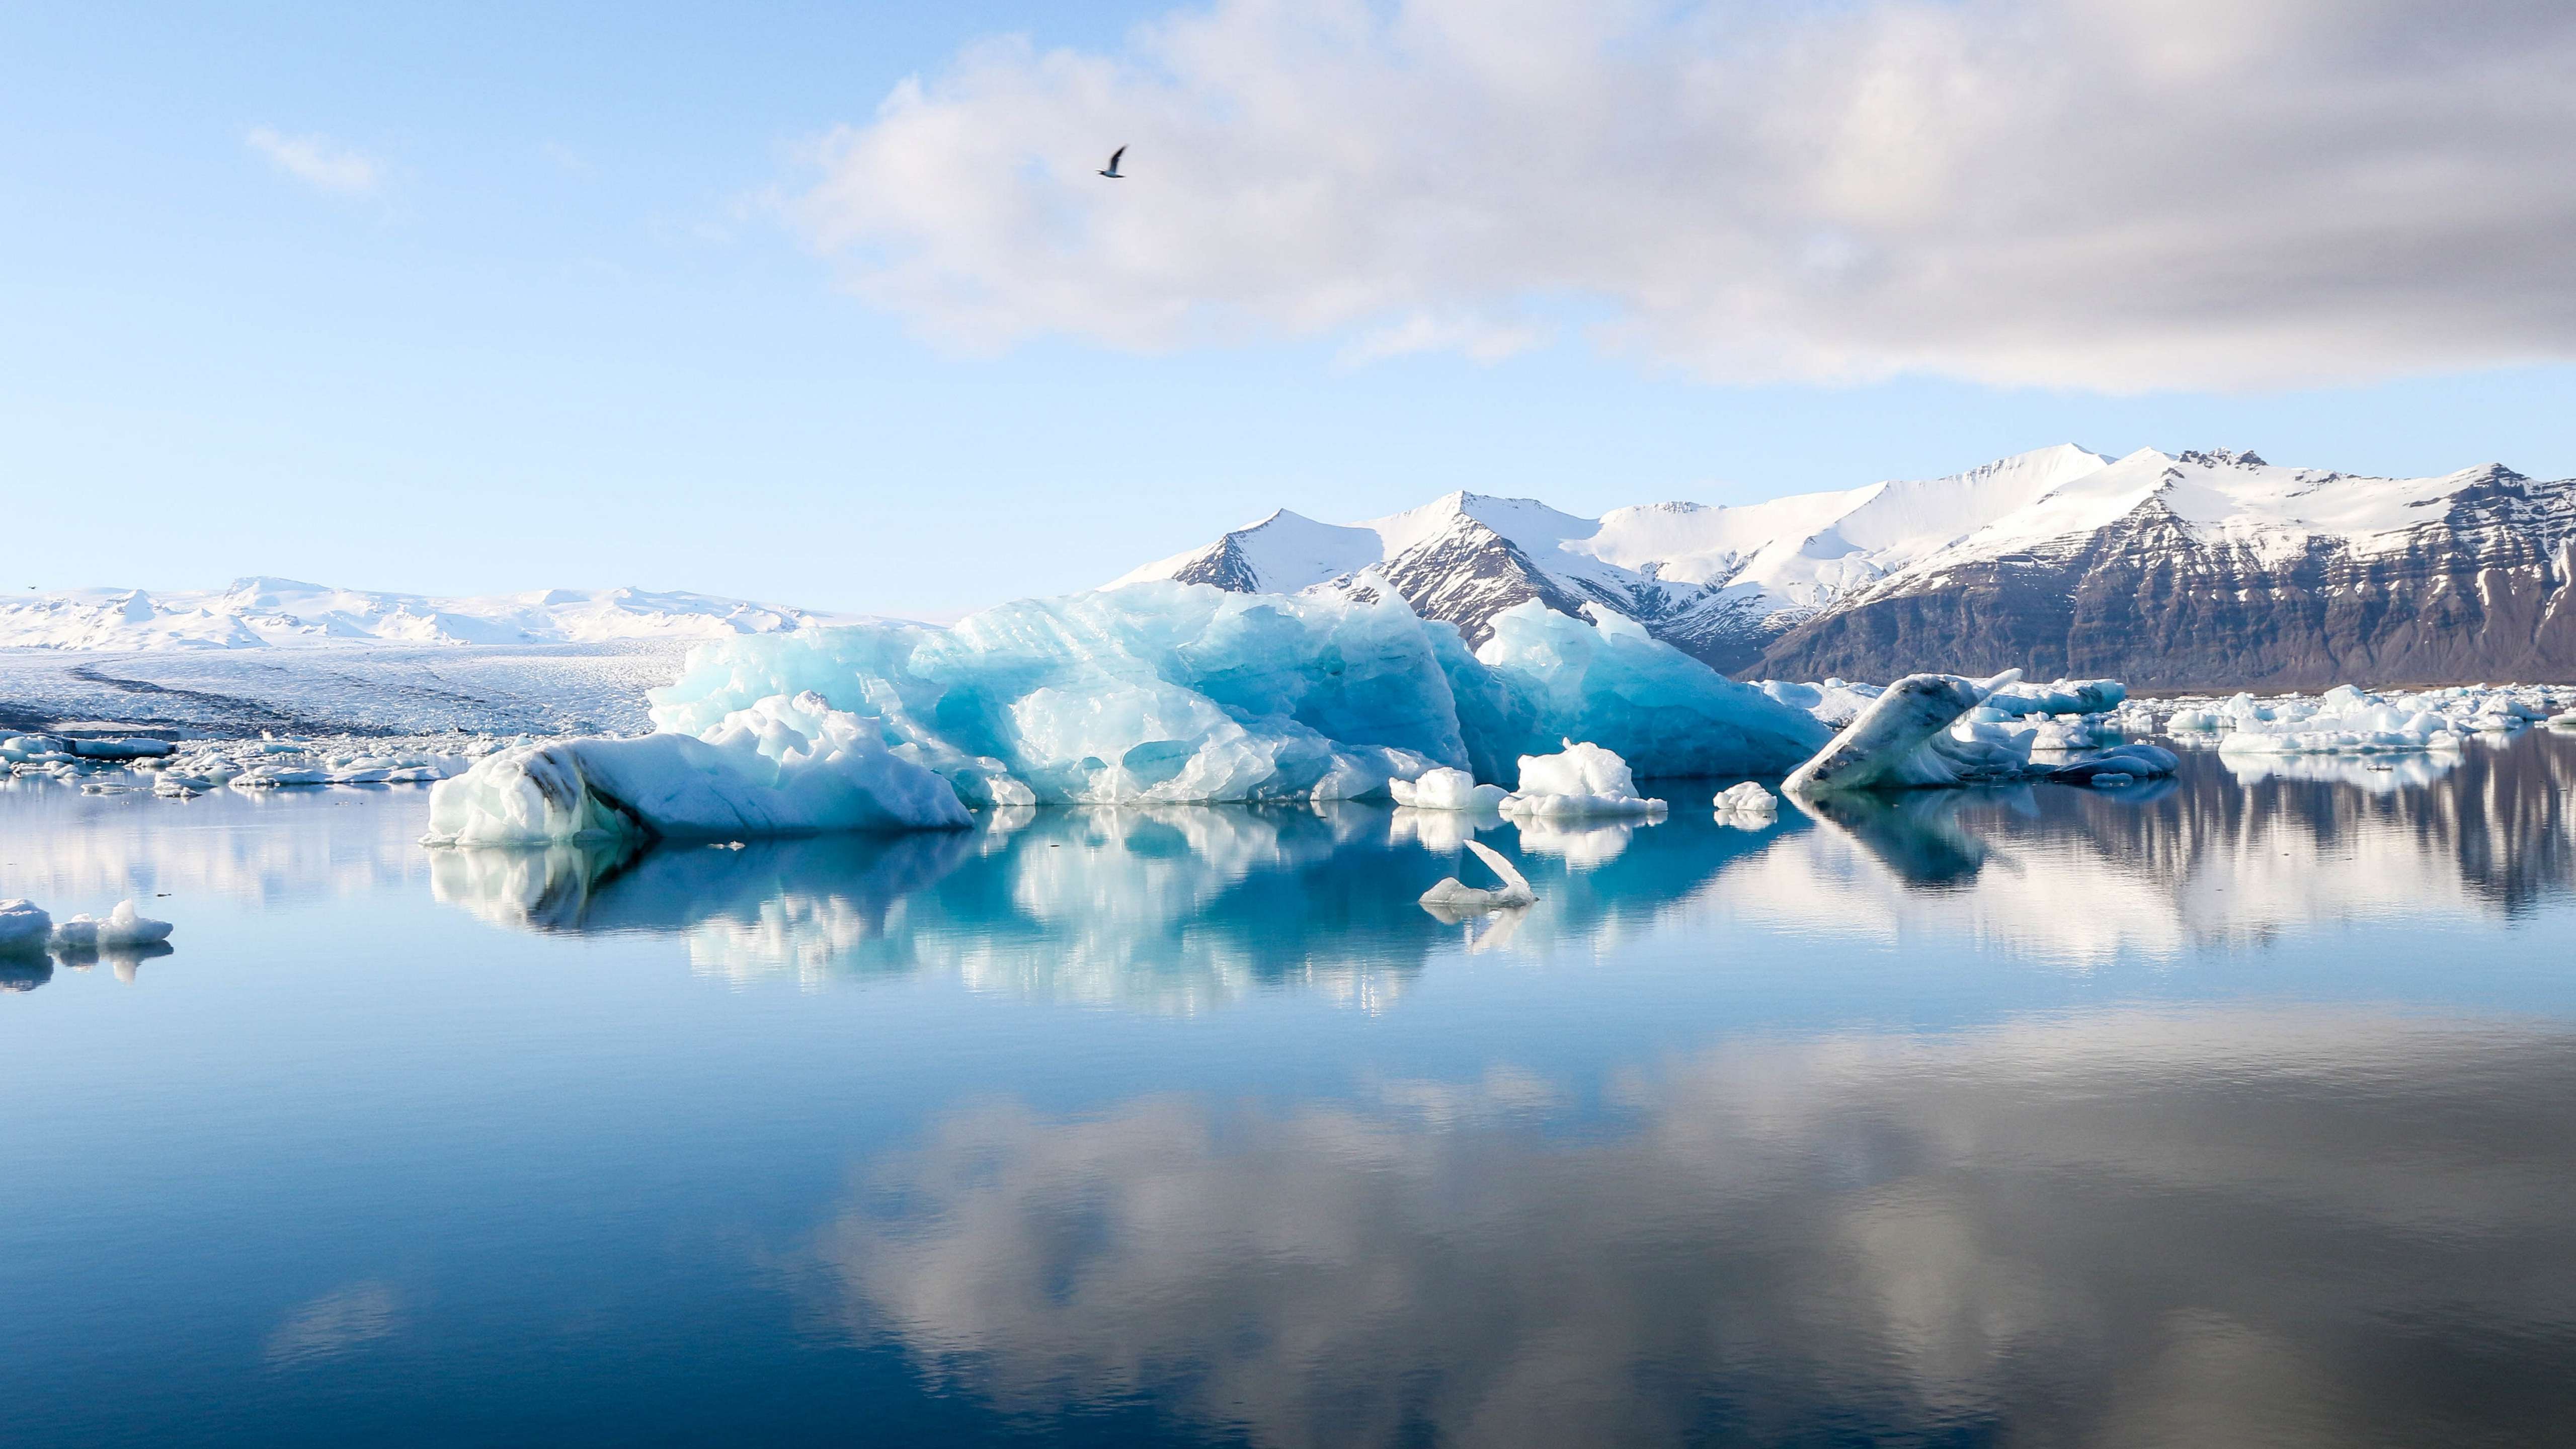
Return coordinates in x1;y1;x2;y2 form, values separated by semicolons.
1712;781;1779;819
0;900;53;954
48;900;174;951
1418;840;1537;912
1388;767;1510;811
1499;740;1666;819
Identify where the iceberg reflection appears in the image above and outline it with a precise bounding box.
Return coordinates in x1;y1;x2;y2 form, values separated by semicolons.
422;734;2576;994
806;1006;2576;1447
430;804;1781;1008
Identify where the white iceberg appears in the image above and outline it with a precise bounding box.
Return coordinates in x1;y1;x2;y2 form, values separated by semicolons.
1418;839;1537;912
1749;678;1885;727
1981;678;2127;716
1712;781;1780;820
645;585;1828;811
0;900;52;954
1388;767;1509;811
48;900;174;951
2163;682;2565;755
423;691;972;845
1497;740;1665;819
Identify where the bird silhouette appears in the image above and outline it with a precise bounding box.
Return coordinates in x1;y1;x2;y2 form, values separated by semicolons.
1097;145;1126;179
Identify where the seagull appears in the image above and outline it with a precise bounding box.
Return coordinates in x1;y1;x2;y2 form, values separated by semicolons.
1097;145;1126;180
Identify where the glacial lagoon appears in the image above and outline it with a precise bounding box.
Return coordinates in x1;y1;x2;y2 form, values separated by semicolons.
5;734;2575;1446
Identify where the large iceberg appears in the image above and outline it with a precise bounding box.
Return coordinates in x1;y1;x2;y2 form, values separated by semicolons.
423;585;1826;842
647;585;1829;808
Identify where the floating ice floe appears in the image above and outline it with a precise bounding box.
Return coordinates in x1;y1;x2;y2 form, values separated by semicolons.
1496;741;1666;820
1418;840;1537;913
2162;683;2565;755
423;691;972;845
48;900;174;951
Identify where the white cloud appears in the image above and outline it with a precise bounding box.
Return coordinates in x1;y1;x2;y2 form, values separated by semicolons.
792;0;2576;391
247;126;383;195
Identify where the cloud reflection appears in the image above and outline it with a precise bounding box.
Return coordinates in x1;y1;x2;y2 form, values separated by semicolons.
802;1007;2576;1447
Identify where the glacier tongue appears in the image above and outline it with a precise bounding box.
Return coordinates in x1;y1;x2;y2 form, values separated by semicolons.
648;584;1829;810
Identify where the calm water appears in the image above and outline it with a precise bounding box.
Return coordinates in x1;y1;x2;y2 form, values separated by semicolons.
6;737;2576;1447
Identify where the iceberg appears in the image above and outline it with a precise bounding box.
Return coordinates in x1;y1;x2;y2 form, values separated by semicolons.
1418;840;1537;912
2043;742;2179;784
1497;740;1665;819
424;691;972;845
646;585;1828;811
1783;670;2170;796
1388;766;1509;811
0;900;51;955
1712;781;1780;820
1784;673;2032;794
2162;683;2566;754
48;900;174;951
1750;678;1884;728
1982;678;2127;716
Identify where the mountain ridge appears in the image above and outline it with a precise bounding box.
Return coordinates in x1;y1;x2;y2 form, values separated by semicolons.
0;578;866;652
1113;446;2576;688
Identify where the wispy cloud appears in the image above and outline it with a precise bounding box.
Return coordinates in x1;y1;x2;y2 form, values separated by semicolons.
792;0;2576;392
247;126;383;195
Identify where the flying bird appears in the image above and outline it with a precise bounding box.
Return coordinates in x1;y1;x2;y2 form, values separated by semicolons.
1097;146;1125;180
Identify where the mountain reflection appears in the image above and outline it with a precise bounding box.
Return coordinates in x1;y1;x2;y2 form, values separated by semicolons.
803;1006;2576;1448
425;732;2576;995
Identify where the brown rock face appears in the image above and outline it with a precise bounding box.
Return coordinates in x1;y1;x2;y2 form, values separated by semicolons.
1757;469;2576;689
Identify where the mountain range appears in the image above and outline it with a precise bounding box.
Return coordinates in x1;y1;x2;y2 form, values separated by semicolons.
1113;446;2576;689
0;579;852;651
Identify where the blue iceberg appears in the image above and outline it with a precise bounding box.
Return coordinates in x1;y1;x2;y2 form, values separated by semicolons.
426;584;1831;842
647;585;1828;812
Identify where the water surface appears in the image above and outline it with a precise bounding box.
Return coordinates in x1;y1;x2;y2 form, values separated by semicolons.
6;737;2575;1446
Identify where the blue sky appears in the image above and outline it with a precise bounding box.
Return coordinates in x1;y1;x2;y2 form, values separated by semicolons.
6;2;2571;617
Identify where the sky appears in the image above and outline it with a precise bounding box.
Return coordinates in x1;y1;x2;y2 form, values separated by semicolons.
6;1;2573;617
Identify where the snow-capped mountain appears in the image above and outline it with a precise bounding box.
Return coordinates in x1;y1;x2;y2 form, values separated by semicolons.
1113;446;2576;688
0;578;852;652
